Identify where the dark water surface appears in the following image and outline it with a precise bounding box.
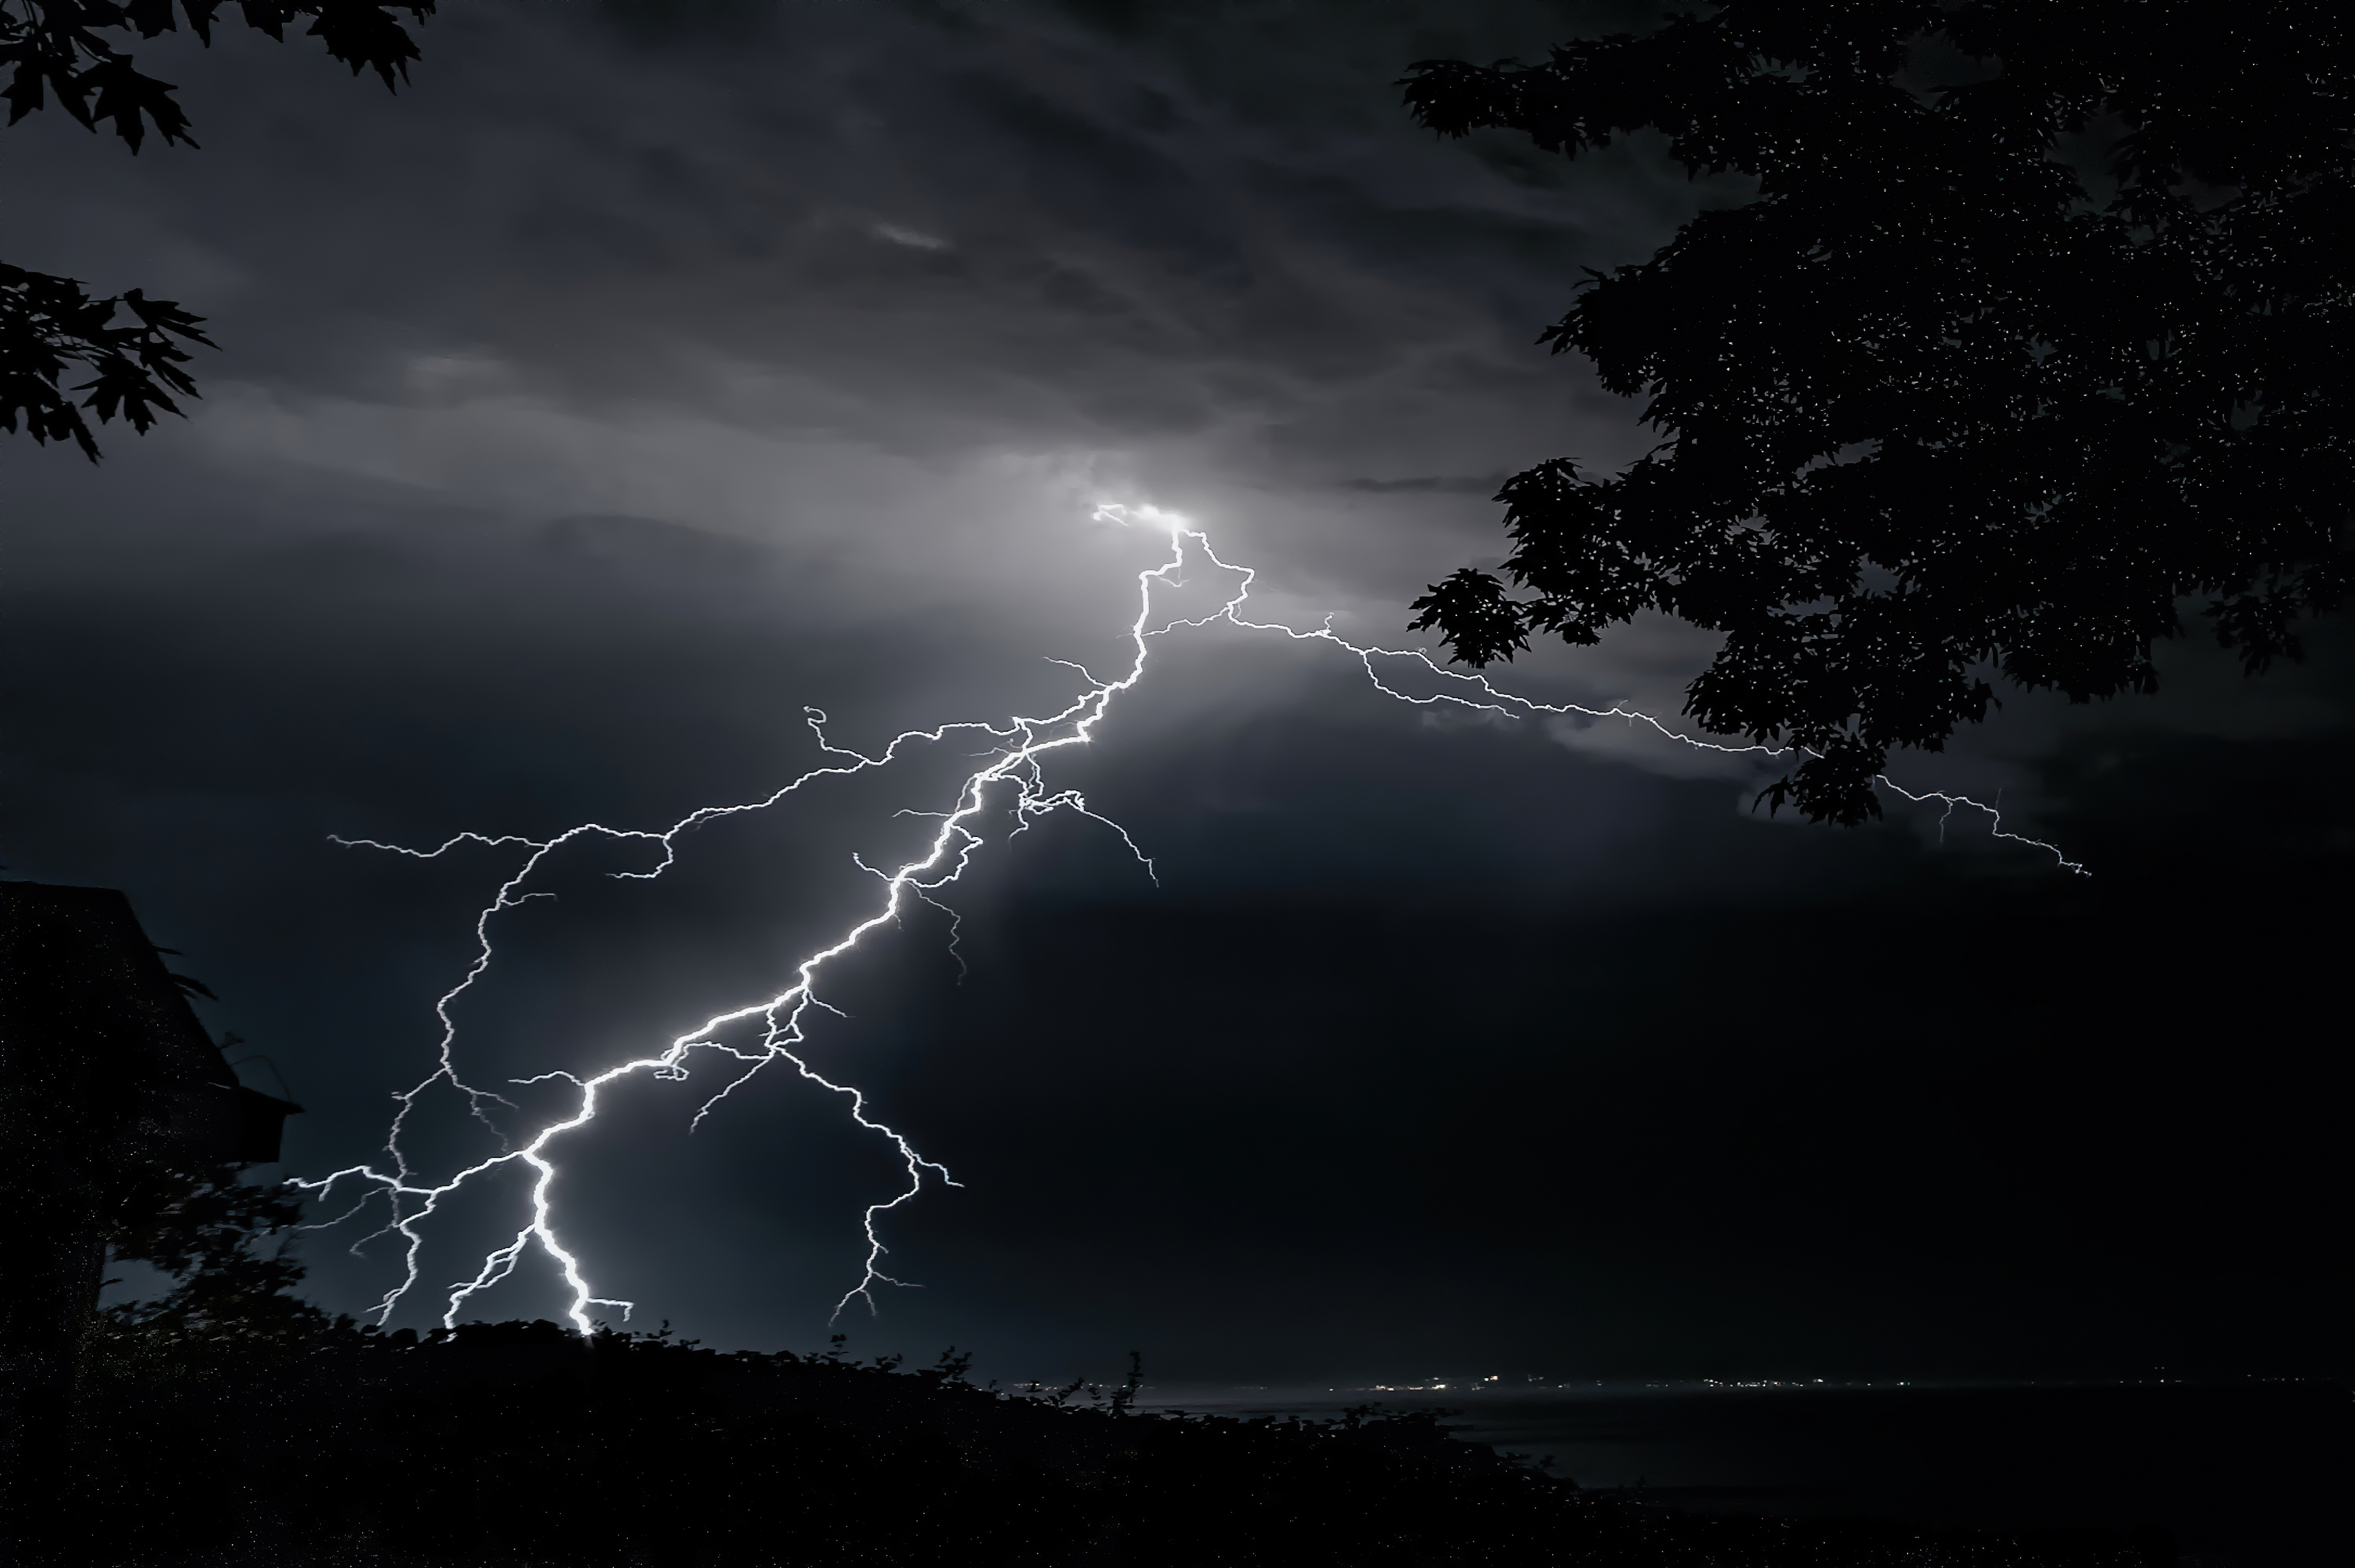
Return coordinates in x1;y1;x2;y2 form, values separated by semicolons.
1135;1380;2349;1567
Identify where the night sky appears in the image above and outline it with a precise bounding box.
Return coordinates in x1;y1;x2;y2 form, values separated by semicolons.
3;0;2346;1387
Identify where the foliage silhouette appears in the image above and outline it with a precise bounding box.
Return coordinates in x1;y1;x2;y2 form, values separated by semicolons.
17;1172;2175;1568
1402;0;2354;824
93;1157;327;1358
0;0;432;458
40;1315;2181;1567
10;1194;2176;1568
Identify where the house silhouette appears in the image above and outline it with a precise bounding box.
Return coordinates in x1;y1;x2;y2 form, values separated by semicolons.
0;882;302;1532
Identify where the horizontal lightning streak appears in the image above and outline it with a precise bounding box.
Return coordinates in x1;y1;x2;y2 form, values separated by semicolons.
297;504;2080;1337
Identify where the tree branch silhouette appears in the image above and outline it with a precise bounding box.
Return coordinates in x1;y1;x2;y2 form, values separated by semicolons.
0;0;432;458
1404;0;2353;824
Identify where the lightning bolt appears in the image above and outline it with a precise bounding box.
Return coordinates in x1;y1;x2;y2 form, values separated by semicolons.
296;503;2080;1336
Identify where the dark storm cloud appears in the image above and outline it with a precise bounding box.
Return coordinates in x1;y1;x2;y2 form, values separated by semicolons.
4;1;2346;1380
1339;475;1511;493
4;4;1676;429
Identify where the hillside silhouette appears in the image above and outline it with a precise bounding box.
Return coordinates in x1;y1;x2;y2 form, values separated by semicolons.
2;1313;2183;1567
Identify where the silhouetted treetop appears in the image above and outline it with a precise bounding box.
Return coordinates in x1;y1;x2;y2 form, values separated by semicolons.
98;1159;325;1354
0;263;210;457
1403;0;2355;824
0;0;433;459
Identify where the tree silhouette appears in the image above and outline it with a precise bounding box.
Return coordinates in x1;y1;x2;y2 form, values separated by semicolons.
49;1316;2178;1566
0;0;432;458
96;1157;326;1354
1403;0;2353;824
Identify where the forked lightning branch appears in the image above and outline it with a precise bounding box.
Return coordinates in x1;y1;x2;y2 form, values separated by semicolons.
297;504;2080;1334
